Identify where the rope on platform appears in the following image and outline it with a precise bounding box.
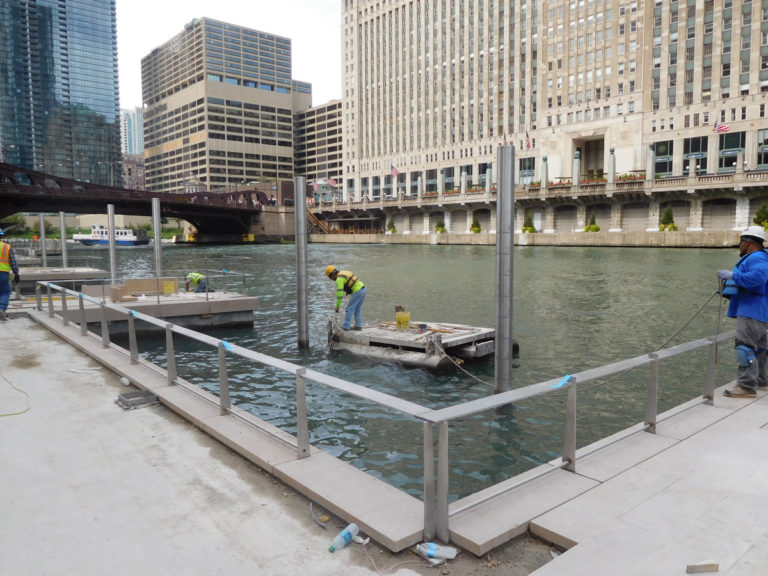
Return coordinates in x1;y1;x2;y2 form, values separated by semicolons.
442;354;495;388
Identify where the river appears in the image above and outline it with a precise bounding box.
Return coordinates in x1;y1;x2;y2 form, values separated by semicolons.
77;242;737;500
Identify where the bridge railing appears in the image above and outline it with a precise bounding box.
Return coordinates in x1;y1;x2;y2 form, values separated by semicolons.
34;280;734;545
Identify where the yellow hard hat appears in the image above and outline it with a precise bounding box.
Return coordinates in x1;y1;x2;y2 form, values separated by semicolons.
325;265;337;277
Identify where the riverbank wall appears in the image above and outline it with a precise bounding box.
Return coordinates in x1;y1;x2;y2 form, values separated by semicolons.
310;230;738;248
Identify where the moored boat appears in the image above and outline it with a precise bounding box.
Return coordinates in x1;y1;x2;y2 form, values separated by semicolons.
73;225;149;246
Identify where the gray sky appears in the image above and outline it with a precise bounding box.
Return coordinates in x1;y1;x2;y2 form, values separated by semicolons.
116;0;342;110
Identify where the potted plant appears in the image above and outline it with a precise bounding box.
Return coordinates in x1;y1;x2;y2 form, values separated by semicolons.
659;205;678;231
435;219;446;233
584;212;600;232
386;217;396;234
522;213;536;233
470;215;482;233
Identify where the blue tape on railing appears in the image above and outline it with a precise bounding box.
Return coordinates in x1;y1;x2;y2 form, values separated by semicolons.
130;310;138;317
48;282;53;288
80;293;84;299
222;341;233;351
552;375;573;389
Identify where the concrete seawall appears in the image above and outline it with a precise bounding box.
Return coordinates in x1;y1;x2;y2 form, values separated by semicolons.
310;230;739;248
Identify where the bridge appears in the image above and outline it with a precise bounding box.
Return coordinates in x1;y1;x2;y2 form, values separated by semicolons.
0;162;278;240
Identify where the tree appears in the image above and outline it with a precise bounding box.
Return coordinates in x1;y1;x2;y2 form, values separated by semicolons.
386;217;396;233
659;205;678;231
435;219;446;233
470;215;482;233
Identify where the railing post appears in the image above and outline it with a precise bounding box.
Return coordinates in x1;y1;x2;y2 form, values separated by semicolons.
100;301;110;348
35;283;42;310
218;341;232;415
165;323;177;385
61;289;69;326
704;336;717;404
563;378;577;472
422;422;436;541
46;284;53;317
436;421;450;543
295;368;309;459
645;353;659;433
79;294;87;335
128;311;138;364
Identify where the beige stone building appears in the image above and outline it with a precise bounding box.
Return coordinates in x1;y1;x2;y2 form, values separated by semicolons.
141;18;312;194
337;0;768;233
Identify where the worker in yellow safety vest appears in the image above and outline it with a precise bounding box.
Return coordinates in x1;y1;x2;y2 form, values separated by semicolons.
185;272;208;293
325;265;366;331
0;227;20;321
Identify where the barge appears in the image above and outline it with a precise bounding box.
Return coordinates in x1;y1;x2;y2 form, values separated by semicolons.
327;316;511;371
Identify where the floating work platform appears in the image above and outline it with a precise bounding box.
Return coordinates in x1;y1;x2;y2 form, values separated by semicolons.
16;266;107;295
327;317;508;371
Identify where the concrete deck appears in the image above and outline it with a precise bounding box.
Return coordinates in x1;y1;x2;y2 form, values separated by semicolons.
3;304;768;575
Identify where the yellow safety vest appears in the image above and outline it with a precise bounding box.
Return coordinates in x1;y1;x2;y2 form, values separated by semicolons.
0;242;11;273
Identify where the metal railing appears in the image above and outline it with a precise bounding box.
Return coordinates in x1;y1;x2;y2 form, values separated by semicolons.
35;281;734;543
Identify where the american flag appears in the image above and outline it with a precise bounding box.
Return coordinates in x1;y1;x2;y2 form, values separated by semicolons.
329;178;337;187
525;131;532;150
391;164;400;177
714;121;731;133
313;181;319;191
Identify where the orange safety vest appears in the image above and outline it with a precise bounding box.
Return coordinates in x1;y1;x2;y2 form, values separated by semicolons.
0;242;11;273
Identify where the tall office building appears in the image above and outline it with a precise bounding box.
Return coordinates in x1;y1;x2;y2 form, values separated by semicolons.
295;100;343;186
0;0;122;186
142;18;312;194
120;107;145;156
341;0;768;201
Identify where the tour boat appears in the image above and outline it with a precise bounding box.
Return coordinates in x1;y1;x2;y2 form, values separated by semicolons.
73;225;150;246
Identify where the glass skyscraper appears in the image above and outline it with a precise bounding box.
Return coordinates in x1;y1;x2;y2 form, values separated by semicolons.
0;0;121;186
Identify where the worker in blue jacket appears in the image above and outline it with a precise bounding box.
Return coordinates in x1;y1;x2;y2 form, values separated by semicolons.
717;226;768;398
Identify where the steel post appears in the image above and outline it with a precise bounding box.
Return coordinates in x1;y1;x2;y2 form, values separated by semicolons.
495;145;515;393
294;176;309;349
645;353;659;433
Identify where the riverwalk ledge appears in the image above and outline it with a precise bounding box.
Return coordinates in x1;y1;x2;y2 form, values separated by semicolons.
4;304;768;574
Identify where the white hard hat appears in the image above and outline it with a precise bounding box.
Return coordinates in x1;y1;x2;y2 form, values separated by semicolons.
741;226;766;244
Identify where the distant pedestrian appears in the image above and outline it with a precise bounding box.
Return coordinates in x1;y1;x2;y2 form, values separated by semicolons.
717;226;768;398
0;227;20;321
185;271;208;293
324;265;366;331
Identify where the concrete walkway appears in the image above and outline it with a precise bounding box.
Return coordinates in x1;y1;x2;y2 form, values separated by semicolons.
0;317;421;576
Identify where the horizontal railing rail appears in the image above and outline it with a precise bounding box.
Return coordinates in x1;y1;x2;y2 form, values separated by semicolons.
34;281;734;545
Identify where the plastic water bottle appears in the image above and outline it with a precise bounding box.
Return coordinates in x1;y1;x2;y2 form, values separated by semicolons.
329;523;359;552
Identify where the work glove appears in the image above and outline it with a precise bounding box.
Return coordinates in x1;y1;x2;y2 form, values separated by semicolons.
717;270;733;281
13;273;20;285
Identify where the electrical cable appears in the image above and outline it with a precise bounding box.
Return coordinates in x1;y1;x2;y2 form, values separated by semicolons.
0;368;31;417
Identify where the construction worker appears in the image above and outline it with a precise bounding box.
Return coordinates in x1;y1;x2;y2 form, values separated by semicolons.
717;225;768;398
0;227;20;321
325;265;366;331
185;271;208;293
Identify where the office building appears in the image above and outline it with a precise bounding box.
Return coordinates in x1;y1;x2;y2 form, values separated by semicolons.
295;100;343;191
141;18;312;194
340;0;768;207
0;0;121;185
121;107;145;156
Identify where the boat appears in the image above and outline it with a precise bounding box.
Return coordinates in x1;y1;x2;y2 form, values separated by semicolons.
73;225;150;246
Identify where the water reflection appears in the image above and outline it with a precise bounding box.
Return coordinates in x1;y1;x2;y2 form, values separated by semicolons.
101;242;734;501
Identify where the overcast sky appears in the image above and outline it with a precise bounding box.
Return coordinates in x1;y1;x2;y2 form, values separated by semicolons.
116;0;342;110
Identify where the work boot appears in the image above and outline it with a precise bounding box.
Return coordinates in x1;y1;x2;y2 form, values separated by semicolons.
0;310;6;321
352;326;363;331
723;385;757;398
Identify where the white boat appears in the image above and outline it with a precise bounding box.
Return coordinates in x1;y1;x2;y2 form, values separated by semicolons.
73;225;150;246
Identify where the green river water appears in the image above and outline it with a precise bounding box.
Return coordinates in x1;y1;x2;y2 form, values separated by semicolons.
84;242;737;500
